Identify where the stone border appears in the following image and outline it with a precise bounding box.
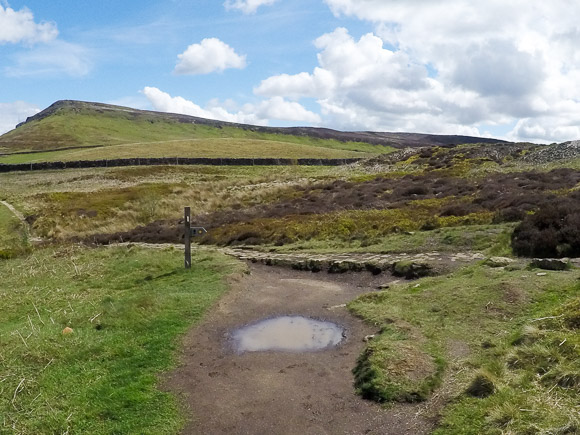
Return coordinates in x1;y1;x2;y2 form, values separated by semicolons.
0;157;362;173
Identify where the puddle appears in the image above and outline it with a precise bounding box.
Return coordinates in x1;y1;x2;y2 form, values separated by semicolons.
232;316;344;353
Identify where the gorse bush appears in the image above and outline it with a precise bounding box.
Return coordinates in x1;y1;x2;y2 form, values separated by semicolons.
512;200;580;258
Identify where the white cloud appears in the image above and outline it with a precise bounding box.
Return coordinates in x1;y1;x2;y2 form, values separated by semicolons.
142;87;320;125
174;38;246;75
224;0;278;14
4;40;92;77
0;101;40;135
0;4;57;45
256;27;475;134
254;97;321;123
267;0;580;142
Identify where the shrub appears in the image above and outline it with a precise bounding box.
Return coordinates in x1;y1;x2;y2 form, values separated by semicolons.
512;201;580;258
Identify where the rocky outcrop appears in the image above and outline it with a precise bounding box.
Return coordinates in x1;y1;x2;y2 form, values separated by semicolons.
522;141;580;164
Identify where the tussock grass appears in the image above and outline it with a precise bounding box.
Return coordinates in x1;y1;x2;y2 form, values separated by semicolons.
0;165;359;240
349;265;580;403
0;245;240;434
348;262;580;433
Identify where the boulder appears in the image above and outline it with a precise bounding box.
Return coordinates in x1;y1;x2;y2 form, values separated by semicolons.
530;258;570;271
391;260;432;279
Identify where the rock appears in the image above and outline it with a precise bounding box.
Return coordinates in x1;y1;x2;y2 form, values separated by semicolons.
364;262;384;275
484;257;515;268
537;272;547;277
328;261;364;274
377;283;390;290
391;260;432;279
530;258;570;271
363;334;375;342
62;327;73;335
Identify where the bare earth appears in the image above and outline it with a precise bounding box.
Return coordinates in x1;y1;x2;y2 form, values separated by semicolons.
164;264;434;435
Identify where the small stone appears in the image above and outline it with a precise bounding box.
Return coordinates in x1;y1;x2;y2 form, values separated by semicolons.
377;284;390;290
484;257;515;268
537;272;547;276
62;327;73;335
363;335;375;342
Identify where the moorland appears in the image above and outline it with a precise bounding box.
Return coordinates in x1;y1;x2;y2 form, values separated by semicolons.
1;100;579;434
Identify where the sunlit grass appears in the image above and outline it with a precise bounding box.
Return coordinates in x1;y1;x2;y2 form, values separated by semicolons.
0;245;241;434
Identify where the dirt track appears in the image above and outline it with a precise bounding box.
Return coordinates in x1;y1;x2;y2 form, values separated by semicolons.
164;264;433;435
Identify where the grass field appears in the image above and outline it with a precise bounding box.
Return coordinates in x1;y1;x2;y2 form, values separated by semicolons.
350;263;580;433
0;245;241;434
0;137;377;164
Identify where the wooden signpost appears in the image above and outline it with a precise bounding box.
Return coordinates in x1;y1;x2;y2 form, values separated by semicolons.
184;207;207;269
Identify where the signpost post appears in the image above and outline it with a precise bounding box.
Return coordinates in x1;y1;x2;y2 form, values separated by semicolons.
184;207;208;269
184;207;191;269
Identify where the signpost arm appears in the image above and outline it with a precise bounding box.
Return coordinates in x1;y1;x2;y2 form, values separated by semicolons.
184;207;191;269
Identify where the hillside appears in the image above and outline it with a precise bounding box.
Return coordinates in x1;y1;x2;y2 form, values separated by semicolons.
0;100;507;160
1;119;579;434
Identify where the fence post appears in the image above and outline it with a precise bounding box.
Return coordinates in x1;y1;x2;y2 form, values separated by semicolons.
184;207;191;269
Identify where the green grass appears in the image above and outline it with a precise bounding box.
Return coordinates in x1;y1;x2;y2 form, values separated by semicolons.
264;224;517;255
0;138;380;163
348;264;580;432
435;288;580;434
0;106;394;158
0;202;30;258
0;245;241;434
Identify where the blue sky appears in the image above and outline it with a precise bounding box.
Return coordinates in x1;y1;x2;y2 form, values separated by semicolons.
1;0;580;143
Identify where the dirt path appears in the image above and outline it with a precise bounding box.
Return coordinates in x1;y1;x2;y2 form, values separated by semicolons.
0;200;42;243
0;200;26;222
164;264;433;435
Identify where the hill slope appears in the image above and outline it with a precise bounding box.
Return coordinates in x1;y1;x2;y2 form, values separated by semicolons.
0;100;507;157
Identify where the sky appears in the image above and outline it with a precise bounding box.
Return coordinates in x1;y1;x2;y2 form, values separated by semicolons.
1;0;580;143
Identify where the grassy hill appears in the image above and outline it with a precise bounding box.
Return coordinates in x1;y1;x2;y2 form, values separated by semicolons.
0;100;508;163
0;101;392;160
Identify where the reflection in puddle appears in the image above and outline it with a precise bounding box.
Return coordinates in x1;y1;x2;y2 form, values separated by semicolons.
232;316;344;353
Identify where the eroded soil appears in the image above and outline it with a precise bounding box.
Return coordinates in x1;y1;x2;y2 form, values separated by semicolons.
164;265;433;435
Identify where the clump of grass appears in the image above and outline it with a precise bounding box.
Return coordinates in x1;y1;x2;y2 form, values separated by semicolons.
464;371;496;398
0;245;241;434
352;325;445;403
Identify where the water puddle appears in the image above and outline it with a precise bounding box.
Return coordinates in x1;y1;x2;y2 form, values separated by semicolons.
232;316;344;353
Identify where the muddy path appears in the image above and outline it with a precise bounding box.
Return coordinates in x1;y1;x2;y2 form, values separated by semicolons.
164;265;433;435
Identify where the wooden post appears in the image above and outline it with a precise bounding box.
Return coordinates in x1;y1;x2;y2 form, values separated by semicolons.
184;207;191;269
